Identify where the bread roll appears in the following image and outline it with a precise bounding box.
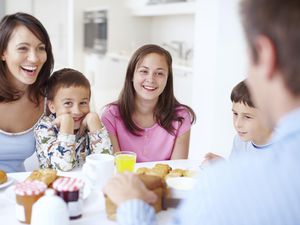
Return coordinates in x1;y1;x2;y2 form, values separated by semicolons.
0;170;7;184
136;167;150;175
26;169;57;186
105;174;167;220
165;169;185;179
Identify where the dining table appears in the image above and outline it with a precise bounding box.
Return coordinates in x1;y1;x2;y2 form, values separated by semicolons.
0;159;200;225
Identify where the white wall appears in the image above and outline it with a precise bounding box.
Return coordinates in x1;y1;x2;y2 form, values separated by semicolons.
150;15;194;60
5;0;33;14
190;0;247;160
0;0;5;19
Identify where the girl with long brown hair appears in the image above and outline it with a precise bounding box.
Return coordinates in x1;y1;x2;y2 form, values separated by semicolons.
101;44;195;162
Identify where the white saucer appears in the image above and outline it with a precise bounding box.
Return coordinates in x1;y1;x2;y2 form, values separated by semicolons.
0;176;14;189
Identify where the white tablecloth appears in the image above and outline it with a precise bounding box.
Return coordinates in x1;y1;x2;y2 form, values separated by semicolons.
0;160;200;225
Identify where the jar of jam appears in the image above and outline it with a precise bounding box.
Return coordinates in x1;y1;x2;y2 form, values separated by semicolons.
52;177;84;219
15;180;47;224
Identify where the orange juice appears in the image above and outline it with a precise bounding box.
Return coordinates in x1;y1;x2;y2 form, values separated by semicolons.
115;152;137;173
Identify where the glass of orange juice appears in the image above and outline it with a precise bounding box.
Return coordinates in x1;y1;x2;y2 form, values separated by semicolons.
114;151;137;173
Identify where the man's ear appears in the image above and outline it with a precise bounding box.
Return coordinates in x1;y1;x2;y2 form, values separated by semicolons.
47;101;56;114
254;35;277;80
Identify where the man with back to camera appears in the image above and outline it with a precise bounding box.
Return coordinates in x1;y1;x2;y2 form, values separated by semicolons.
103;0;300;224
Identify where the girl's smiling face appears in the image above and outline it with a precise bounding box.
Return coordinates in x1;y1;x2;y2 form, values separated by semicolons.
133;53;169;103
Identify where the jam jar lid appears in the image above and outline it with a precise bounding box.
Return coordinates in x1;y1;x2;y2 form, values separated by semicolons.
15;181;47;196
52;177;84;192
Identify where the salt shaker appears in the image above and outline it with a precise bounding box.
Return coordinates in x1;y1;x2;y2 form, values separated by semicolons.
31;189;69;225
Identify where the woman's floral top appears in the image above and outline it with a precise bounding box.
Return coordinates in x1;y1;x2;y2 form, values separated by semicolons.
34;114;112;171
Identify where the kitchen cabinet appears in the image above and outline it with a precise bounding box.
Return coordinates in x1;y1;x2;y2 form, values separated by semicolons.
4;0;72;70
129;1;197;16
85;53;127;112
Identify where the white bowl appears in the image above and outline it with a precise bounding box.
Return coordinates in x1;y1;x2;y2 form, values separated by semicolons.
166;177;196;199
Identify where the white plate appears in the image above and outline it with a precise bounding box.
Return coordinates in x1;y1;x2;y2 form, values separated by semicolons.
0;176;14;189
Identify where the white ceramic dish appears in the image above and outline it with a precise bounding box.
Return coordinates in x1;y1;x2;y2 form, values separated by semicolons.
166;177;196;199
0;176;14;189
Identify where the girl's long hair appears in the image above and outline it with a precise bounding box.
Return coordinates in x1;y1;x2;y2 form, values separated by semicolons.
112;44;195;136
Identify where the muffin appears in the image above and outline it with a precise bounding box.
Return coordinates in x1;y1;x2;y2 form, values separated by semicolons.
0;170;7;184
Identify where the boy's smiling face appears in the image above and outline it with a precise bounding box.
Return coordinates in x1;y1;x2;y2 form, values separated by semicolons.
48;86;90;129
232;102;269;145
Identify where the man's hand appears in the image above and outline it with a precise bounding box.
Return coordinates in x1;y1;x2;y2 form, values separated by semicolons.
103;172;157;206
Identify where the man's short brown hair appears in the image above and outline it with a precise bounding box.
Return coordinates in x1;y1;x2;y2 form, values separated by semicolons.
240;0;300;96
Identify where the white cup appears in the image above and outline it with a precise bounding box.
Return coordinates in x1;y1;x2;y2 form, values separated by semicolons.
31;189;69;225
82;153;115;190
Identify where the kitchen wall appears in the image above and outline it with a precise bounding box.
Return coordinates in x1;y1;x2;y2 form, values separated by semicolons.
3;0;247;160
190;0;246;159
0;0;5;18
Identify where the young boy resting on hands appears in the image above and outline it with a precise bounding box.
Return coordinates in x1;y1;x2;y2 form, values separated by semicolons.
204;80;272;163
34;68;112;171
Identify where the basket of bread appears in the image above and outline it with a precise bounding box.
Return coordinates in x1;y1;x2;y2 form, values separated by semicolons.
136;163;197;201
105;173;168;220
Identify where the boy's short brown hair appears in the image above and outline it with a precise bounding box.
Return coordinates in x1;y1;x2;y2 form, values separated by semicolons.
47;68;91;101
230;80;254;108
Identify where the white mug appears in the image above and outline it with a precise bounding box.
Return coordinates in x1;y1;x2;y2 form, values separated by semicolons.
82;153;115;190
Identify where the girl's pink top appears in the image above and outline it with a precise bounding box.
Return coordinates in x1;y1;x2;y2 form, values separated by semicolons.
101;105;192;162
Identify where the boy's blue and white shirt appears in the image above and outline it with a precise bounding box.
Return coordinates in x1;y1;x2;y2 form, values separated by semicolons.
229;135;272;159
34;113;112;171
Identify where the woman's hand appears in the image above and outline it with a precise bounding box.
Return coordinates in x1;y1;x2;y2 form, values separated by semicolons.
103;172;157;206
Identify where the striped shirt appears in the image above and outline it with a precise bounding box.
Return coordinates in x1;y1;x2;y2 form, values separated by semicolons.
117;107;300;225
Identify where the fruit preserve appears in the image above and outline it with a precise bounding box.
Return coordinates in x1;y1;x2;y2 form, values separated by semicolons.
52;177;84;219
15;180;47;224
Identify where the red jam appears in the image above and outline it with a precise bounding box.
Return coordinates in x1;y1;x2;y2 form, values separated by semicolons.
52;177;84;219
